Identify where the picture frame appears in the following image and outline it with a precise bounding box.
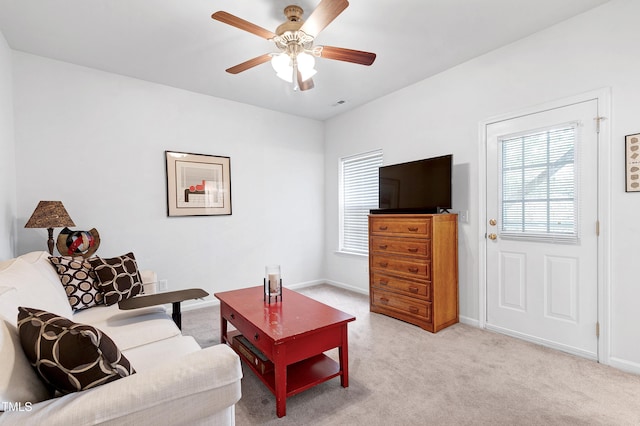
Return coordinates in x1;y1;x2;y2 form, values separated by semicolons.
625;133;640;192
165;151;232;216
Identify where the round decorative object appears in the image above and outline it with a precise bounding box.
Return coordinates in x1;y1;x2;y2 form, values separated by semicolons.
56;227;101;258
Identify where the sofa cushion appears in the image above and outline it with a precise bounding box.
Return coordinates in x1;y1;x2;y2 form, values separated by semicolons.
0;344;242;426
16;251;78;299
72;304;181;351
89;253;143;306
17;306;135;395
0;286;17;323
49;256;104;311
123;335;201;372
0;257;72;327
0;319;52;409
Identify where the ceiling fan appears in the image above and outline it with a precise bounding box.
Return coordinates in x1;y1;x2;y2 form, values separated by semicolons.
211;0;376;91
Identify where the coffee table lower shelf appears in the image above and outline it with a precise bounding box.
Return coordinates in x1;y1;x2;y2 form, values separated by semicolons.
226;331;340;398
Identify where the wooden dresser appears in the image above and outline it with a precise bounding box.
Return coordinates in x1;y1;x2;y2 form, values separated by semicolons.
368;214;458;332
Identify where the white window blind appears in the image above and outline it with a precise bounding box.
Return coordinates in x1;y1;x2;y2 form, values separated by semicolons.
499;123;579;242
340;150;383;254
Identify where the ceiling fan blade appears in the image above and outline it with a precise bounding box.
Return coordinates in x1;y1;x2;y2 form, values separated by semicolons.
297;72;315;91
300;0;349;38
226;54;272;74
319;46;376;66
212;11;277;40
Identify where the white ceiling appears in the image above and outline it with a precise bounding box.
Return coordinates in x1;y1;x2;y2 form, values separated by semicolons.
0;0;610;121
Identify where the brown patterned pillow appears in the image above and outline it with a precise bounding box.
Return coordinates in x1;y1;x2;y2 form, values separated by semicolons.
17;307;135;394
88;252;143;306
49;256;104;311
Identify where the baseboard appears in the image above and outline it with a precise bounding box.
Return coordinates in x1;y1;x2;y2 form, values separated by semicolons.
174;298;218;313
287;279;369;295
286;279;328;291
322;279;369;295
459;315;480;328
485;323;598;361
173;282;640;376
608;357;640;375
170;279;339;314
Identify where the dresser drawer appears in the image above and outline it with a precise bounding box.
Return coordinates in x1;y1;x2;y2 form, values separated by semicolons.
370;254;431;280
371;288;432;322
369;217;431;237
371;272;431;300
221;304;274;359
370;236;431;258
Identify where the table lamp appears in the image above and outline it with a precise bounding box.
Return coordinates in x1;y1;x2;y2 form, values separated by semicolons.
25;201;76;255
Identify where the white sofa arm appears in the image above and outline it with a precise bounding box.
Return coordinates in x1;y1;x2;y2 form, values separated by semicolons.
0;345;242;426
139;270;158;294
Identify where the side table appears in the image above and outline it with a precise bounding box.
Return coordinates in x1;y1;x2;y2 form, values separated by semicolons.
118;288;208;329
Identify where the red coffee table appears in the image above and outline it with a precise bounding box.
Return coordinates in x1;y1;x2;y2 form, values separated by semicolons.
214;286;355;417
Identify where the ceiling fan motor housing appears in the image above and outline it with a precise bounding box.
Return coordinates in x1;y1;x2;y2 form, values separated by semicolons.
276;6;305;34
274;6;314;56
284;5;303;21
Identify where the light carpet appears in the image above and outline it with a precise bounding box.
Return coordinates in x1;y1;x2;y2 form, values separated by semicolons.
181;284;640;425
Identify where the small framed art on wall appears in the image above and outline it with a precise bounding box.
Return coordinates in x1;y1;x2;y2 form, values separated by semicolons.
165;151;232;216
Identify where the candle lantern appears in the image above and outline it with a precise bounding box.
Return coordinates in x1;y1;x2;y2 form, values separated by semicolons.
264;265;282;303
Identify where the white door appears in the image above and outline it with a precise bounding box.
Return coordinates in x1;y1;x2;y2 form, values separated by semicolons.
485;100;599;360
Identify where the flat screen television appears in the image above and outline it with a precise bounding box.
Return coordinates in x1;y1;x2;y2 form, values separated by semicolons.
373;154;452;214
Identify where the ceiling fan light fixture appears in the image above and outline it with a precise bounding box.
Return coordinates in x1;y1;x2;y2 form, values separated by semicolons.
271;53;293;82
298;67;317;82
277;69;294;83
296;52;317;82
271;50;316;83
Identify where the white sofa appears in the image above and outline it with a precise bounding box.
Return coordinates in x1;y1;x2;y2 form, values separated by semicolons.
0;251;242;425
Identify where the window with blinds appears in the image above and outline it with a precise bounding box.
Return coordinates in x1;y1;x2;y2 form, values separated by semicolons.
340;150;383;254
499;123;579;242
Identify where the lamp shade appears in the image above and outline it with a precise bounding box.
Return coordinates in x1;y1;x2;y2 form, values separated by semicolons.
25;201;75;229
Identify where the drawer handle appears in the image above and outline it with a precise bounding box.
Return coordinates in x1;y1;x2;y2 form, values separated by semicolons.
379;244;388;249
407;227;419;232
230;313;235;320
409;286;418;293
254;333;259;341
379;226;388;230
379;262;388;267
379;279;389;285
380;297;389;303
407;248;418;253
409;306;419;314
408;267;419;273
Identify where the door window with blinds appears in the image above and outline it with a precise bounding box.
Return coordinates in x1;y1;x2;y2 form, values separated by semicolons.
498;123;579;243
339;150;383;254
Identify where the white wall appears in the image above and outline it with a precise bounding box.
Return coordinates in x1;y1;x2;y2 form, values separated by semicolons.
12;52;325;303
6;0;640;373
0;31;16;259
324;0;640;372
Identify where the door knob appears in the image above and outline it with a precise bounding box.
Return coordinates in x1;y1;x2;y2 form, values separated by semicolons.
488;233;497;240
489;219;497;226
